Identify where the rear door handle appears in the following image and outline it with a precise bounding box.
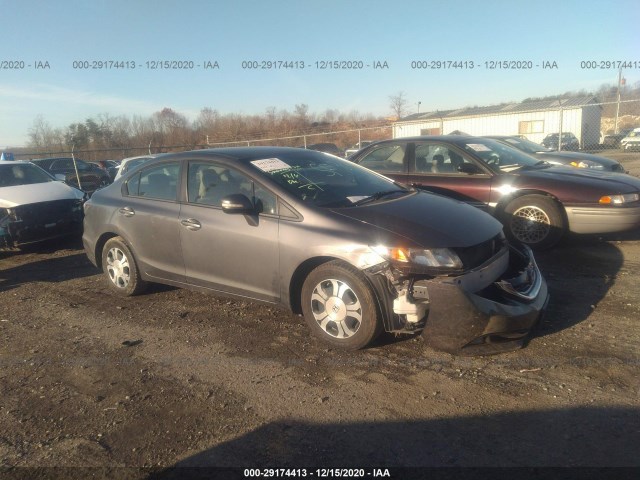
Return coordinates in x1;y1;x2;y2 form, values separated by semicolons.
180;218;202;231
118;206;135;217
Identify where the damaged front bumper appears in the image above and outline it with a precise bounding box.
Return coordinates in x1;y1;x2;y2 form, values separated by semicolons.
366;243;549;355
1;200;84;249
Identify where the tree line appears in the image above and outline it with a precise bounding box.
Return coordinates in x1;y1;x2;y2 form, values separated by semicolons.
25;105;391;160
23;81;640;159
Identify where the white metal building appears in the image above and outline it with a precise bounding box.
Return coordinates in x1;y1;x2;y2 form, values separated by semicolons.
393;96;602;148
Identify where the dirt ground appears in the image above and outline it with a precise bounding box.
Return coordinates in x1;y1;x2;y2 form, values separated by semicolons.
1;152;639;478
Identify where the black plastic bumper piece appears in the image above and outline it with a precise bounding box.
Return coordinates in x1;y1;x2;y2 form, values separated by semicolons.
421;244;549;355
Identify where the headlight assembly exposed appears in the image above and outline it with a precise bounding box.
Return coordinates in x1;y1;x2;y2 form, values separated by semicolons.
372;246;463;271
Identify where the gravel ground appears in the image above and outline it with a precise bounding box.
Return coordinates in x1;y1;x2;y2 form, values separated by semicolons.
1;152;639;479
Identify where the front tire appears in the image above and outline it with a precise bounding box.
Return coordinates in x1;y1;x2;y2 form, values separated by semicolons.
503;195;565;249
301;261;382;350
102;237;147;296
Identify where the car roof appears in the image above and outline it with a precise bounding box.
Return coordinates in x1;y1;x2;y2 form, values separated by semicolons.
156;146;339;163
360;135;480;145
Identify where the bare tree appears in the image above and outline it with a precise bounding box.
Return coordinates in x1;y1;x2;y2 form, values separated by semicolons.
389;91;409;119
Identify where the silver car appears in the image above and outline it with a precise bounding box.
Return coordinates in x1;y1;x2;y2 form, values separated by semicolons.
83;147;548;354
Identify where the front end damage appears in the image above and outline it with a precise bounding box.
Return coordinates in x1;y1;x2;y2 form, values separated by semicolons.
364;239;549;355
0;200;84;249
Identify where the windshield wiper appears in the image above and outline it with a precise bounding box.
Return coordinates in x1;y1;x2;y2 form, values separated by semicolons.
352;190;406;206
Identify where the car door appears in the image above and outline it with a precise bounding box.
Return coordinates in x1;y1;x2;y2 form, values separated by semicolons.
118;161;186;283
405;141;494;210
179;160;280;303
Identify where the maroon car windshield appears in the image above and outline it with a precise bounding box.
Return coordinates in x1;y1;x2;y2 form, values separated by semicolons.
461;138;544;173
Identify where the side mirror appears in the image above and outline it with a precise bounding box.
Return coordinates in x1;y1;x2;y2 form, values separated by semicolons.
457;163;483;175
221;194;255;215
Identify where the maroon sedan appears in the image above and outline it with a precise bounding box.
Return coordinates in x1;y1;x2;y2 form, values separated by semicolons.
350;136;640;249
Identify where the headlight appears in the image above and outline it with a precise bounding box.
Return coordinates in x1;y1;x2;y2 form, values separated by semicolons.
372;246;463;271
599;193;640;205
570;159;603;169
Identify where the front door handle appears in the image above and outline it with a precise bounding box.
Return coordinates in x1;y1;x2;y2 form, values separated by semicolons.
118;206;135;217
180;218;202;231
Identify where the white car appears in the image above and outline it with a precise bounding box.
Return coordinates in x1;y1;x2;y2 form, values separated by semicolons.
113;155;157;181
0;161;85;248
620;128;640;151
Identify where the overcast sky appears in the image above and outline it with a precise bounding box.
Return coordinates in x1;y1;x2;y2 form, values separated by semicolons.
1;0;638;146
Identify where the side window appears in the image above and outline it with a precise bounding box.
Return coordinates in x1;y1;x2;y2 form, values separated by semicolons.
414;144;475;174
126;163;180;201
187;162;276;214
253;183;277;215
357;144;406;173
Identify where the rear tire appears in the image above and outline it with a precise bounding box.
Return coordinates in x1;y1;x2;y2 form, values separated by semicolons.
301;261;382;350
102;237;147;296
503;195;565;250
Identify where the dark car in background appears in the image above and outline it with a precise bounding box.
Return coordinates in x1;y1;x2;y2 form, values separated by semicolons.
305;143;344;157
82;147;548;354
541;132;580;151
350;136;640;249
487;135;626;172
29;157;111;195
1;161;85;248
88;160;121;182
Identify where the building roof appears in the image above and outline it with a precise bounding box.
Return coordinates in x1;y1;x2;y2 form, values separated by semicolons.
399;96;599;123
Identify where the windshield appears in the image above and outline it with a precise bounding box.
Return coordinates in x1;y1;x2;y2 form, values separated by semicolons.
0;163;55;187
462;138;542;173
249;150;410;207
499;137;552;154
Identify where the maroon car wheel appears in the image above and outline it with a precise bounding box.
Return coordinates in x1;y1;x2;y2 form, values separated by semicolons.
503;195;564;249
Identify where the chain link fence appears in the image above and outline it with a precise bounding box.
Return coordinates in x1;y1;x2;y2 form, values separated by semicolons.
8;98;640;162
10;125;393;162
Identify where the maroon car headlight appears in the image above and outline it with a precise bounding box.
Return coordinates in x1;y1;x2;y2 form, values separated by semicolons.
599;193;640;205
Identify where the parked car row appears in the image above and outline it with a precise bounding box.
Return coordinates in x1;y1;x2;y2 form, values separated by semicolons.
4;139;639;356
29;157;112;195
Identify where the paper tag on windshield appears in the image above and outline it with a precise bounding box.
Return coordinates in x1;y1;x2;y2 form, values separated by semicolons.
251;158;291;173
467;143;492;152
347;196;369;203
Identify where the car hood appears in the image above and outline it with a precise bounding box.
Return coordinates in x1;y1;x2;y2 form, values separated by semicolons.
515;166;640;191
329;191;503;248
0;181;84;208
534;151;621;168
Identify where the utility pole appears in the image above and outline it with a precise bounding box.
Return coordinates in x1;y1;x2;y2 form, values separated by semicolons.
614;66;624;134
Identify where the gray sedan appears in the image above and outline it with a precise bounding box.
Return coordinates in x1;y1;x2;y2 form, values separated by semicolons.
83;147;548;354
487;136;626;172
